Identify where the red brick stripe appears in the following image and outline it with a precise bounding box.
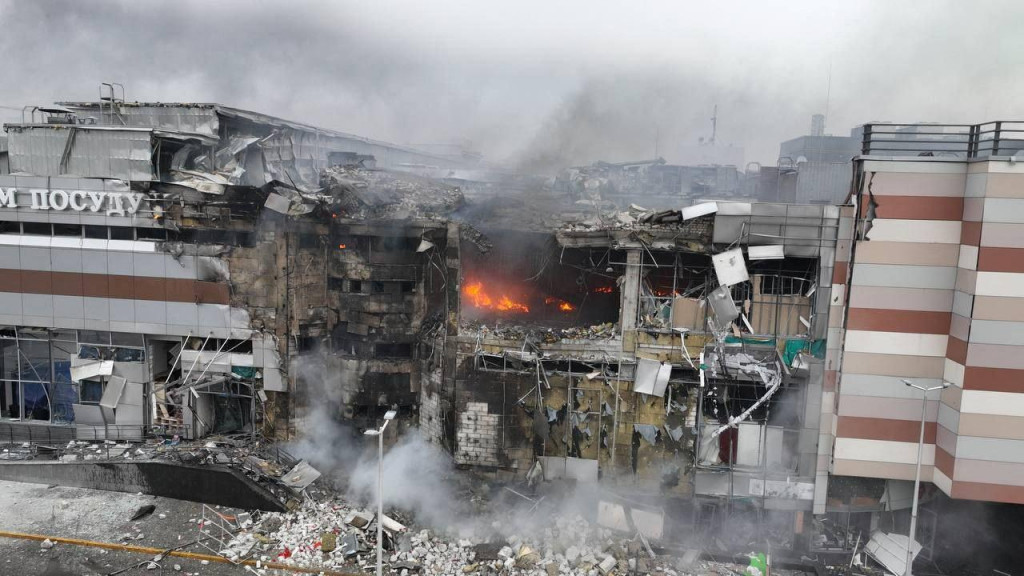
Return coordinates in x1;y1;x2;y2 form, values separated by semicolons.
836;416;937;443
0;269;228;304
847;308;951;334
963;366;1024;393
952;481;1024;505
977;247;1024;273
946;336;969;365
860;195;964;221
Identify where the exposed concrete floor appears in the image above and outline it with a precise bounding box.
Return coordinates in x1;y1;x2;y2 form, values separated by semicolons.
0;480;296;575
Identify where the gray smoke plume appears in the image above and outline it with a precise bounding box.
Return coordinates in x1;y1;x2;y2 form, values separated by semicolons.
3;1;1024;165
286;352;470;531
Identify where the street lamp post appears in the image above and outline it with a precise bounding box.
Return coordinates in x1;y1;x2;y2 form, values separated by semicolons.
364;409;397;576
900;379;949;576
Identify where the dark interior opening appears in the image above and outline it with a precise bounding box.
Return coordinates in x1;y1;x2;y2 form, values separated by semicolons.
460;229;622;327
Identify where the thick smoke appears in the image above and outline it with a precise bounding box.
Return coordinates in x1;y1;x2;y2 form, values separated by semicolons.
3;1;1024;165
286;352;470;531
284;351;621;540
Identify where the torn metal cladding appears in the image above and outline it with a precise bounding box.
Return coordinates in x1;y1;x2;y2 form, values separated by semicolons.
449;199;838;511
0;98;841;540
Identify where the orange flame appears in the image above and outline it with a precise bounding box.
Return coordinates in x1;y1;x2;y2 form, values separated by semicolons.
338;244;347;249
544;297;576;312
593;286;614;294
464;281;529;313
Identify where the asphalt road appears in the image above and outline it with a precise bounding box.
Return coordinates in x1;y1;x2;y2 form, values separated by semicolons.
0;479;283;576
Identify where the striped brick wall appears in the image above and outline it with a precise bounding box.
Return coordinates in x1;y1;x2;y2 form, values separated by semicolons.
0;235;249;339
939;163;1024;504
815;205;856;513
834;161;964;483
837;159;1024;505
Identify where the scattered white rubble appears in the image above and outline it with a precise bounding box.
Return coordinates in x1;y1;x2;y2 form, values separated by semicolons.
220;495;697;576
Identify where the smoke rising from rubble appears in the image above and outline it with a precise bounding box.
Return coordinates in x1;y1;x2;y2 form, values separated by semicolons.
286;353;633;542
2;1;1024;165
287;352;470;531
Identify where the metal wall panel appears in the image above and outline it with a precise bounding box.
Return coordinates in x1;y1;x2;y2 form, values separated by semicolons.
7;126;154;180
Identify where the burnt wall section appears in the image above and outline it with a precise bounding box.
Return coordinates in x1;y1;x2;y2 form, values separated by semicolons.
324;220;452;430
418;222;463;450
449;338;697;493
0;461;287;512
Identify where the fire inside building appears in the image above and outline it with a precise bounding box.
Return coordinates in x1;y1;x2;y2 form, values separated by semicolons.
1;92;1022;573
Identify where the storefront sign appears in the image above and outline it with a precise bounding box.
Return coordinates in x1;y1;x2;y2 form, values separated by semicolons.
0;188;144;217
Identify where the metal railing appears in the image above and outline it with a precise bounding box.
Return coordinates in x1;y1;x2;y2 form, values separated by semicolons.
0;422;195;459
861;121;1024;158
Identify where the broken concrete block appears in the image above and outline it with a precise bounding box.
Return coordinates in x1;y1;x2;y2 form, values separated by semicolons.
321;532;337;552
598;555;617;575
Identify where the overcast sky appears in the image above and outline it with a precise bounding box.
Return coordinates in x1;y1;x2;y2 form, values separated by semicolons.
1;1;1021;170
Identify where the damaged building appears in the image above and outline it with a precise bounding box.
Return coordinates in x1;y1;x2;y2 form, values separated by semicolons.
419;199;838;547
0;93;476;442
5;87;1024;571
0;92;844;548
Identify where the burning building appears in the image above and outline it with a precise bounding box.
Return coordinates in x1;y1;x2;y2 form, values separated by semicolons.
6;86;1021;571
409;199;840;549
0;90;476;442
0;90;842;550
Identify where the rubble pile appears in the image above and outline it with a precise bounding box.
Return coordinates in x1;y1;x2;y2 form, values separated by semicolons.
461;321;619;343
222;494;703;576
321;166;465;220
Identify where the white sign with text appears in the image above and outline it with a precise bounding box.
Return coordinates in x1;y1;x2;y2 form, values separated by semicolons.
0;188;145;217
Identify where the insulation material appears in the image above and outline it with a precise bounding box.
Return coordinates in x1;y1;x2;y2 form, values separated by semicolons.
712;248;749;287
633;359;670;397
670;297;703;330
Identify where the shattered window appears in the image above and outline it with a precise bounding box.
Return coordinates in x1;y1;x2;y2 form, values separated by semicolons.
80;380;104;405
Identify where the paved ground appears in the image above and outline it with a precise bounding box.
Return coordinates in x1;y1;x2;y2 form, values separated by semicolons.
0;480;292;576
